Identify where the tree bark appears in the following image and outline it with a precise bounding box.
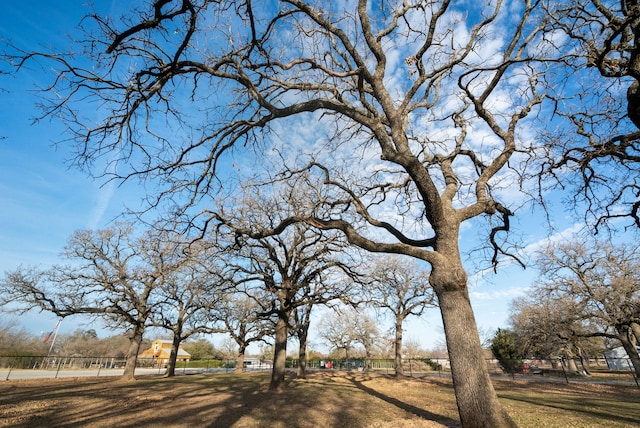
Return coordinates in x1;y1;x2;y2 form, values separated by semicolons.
297;327;308;379
165;334;182;377
121;326;144;381
619;329;640;377
394;318;405;377
630;322;640;346
565;357;578;372
270;315;289;390
437;281;516;427
235;345;246;374
577;347;592;375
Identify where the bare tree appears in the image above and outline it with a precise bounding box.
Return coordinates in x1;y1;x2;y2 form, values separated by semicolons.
509;293;605;374
531;239;640;375
0;223;172;380
152;237;228;377
366;256;435;377
402;337;427;360
539;1;640;230
0;317;48;355
222;203;355;389
510;294;579;360
288;273;356;379
6;1;557;424
349;310;381;361
213;293;272;373
318;308;359;363
318;306;381;364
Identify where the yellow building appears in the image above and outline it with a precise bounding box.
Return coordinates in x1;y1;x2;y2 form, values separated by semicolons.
139;339;191;364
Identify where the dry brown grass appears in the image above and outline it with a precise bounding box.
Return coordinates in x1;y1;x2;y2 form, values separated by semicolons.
0;371;638;427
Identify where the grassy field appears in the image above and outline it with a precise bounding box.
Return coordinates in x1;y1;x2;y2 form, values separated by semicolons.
0;371;638;427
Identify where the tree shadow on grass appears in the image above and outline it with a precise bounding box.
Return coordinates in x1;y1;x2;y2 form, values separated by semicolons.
0;374;269;427
499;392;640;426
0;372;398;427
346;374;461;427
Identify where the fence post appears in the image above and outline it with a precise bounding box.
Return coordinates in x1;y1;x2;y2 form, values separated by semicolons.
5;365;13;380
55;358;63;379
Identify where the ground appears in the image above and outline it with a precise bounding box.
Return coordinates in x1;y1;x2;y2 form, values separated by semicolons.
0;371;638;427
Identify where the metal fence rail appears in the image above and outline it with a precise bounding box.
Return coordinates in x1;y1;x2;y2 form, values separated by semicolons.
292;356;639;386
2;355;638;386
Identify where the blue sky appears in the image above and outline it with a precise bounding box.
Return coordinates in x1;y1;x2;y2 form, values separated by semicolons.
0;1;592;352
0;1;138;336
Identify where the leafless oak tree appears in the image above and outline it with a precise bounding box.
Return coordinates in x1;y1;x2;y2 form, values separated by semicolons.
510;239;640;376
366;256;436;377
367;257;437;376
0;223;168;380
211;293;272;374
220;195;356;390
151;237;229;377
6;1;558;425
318;306;381;362
540;0;640;230
509;293;605;374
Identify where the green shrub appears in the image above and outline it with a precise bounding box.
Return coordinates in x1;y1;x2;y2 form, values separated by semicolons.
491;328;524;375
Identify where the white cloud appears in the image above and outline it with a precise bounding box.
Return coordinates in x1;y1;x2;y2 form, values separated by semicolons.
87;181;115;230
470;287;527;301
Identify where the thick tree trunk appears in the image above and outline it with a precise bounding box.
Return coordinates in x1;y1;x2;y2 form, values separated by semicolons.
297;328;308;379
619;330;640;377
394;318;404;377
270;316;289;390
121;327;144;381
630;322;640;346
577;347;592;375
165;335;182;377
235;345;246;374
438;285;516;427
565;357;578;373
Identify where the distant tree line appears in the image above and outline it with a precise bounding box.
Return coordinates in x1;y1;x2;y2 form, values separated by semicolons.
499;238;640;377
0;322;135;358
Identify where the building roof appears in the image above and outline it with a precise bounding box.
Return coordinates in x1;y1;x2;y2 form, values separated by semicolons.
139;339;191;358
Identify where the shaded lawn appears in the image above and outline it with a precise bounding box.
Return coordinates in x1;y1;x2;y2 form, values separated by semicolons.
0;371;638;427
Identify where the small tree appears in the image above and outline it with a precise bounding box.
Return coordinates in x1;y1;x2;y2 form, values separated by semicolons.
213;294;272;374
367;256;435;377
152;237;227;377
491;329;524;377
